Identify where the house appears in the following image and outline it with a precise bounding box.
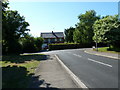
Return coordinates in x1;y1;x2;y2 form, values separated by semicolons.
41;31;64;49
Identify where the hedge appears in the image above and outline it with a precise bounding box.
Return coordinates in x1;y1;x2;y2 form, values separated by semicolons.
48;43;92;50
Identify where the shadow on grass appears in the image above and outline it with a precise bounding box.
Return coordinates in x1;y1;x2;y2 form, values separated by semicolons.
2;65;61;89
107;47;120;52
2;65;33;88
2;54;50;63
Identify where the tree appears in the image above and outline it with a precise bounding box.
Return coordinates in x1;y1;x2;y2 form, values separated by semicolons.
2;1;30;54
93;15;120;48
20;34;36;53
34;37;44;51
74;10;100;44
64;27;75;43
20;34;44;53
73;29;81;43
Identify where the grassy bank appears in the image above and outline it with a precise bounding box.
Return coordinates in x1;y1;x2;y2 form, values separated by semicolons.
94;47;120;54
1;54;48;88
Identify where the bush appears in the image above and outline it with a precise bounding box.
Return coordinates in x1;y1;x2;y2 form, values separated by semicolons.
2;40;22;55
22;41;37;53
108;45;120;52
48;43;92;50
21;36;44;53
34;37;44;51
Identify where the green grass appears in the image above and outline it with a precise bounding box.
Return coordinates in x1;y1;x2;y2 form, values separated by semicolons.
93;47;120;54
1;54;48;88
1;60;40;74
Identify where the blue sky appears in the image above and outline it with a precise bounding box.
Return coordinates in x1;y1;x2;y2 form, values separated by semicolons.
9;2;118;37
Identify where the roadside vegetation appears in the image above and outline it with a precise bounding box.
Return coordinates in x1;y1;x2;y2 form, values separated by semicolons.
93;47;120;54
64;10;120;53
2;1;44;55
2;1;45;88
1;54;48;88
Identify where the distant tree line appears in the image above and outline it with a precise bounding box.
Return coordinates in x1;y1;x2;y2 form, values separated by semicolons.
2;1;44;54
64;10;120;50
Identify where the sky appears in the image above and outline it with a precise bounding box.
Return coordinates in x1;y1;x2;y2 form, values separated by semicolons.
8;1;119;37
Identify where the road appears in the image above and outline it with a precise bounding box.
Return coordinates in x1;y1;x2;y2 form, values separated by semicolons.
41;49;118;88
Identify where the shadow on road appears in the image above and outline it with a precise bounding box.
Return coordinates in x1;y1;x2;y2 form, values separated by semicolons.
30;75;61;89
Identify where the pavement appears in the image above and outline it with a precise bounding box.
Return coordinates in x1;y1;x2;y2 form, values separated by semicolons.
30;55;78;88
84;48;119;59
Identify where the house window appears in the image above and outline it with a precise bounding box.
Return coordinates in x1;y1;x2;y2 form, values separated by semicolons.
48;39;51;43
55;39;57;41
60;38;62;41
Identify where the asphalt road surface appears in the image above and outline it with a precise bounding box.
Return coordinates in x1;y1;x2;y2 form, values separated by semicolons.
42;49;118;88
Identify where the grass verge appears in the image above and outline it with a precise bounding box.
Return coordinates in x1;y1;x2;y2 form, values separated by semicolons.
1;54;48;88
93;47;120;54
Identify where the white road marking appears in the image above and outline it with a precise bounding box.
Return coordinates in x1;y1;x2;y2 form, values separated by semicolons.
87;58;112;67
73;54;77;56
73;54;82;57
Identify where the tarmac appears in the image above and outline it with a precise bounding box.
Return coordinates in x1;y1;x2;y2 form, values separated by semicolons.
30;48;119;88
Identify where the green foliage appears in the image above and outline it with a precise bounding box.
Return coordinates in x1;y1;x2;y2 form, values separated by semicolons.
93;15;120;48
2;54;47;88
2;1;30;54
20;34;44;53
64;27;75;43
49;43;92;50
73;29;81;43
74;10;100;44
34;37;44;51
21;36;36;53
94;47;120;53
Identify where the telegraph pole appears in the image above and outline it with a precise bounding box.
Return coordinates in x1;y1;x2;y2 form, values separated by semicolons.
96;35;98;51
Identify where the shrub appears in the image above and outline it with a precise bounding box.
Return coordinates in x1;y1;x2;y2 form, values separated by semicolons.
2;40;22;55
48;43;92;50
34;37;44;51
20;35;44;53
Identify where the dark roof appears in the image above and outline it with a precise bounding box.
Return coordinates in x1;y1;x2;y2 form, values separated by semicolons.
41;32;64;38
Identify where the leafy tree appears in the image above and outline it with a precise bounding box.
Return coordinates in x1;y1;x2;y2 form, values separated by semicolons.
73;29;81;43
2;1;30;54
20;35;36;53
64;27;75;43
74;10;100;44
93;15;120;48
34;37;44;51
20;34;44;53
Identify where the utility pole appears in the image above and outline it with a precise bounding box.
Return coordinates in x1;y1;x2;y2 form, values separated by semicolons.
96;42;98;51
96;35;98;51
118;1;120;21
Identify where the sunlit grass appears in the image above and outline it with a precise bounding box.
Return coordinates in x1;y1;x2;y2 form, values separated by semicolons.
1;60;40;74
94;47;120;54
1;54;47;88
